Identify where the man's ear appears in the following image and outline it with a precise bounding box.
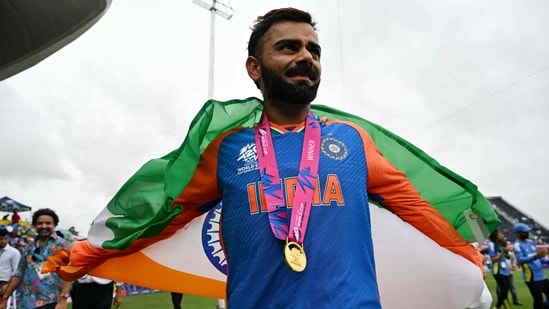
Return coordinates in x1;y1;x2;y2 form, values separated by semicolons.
246;56;261;83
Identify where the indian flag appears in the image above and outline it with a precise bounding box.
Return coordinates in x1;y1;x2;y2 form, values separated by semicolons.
45;97;498;308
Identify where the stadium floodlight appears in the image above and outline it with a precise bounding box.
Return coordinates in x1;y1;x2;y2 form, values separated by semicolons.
193;0;233;20
193;0;234;98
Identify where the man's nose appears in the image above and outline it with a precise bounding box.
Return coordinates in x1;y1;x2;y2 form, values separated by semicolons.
296;47;314;64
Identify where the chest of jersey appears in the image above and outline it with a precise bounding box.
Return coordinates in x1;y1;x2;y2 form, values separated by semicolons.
217;122;368;211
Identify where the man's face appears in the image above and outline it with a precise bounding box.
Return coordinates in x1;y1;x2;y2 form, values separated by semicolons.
256;21;322;105
0;235;9;249
517;231;529;240
497;231;507;244
34;215;56;239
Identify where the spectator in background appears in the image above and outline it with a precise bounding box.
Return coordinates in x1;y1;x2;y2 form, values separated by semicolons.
71;275;124;309
61;233;123;309
488;229;512;309
170;292;182;309
215;299;226;309
0;208;72;309
0;228;20;294
513;223;549;309
496;248;522;306
508;249;523;306
10;211;19;225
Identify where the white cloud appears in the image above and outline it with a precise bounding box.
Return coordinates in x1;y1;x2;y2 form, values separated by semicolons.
1;0;548;235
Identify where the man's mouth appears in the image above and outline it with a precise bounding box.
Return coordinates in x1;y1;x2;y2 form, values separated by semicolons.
288;74;313;81
285;65;317;81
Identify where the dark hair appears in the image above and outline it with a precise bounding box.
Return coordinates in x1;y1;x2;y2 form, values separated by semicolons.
489;229;501;244
55;230;66;239
0;228;8;237
32;208;59;226
247;7;317;58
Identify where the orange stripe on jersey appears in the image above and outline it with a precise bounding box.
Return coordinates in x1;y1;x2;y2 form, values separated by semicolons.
168;128;244;246
248;183;260;214
269;121;305;133
325;119;484;274
174;128;240;211
323;174;344;205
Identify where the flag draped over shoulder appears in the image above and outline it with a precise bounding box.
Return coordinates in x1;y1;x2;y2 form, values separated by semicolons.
45;97;498;307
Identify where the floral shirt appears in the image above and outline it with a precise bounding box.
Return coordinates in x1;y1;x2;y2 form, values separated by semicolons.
14;233;69;309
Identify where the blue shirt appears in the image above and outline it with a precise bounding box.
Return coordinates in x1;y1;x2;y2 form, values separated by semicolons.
514;239;548;282
217;122;380;308
14;233;69;308
487;240;510;276
180;117;475;308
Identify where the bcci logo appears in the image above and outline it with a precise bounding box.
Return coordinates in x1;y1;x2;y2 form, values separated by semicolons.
201;201;227;275
321;137;348;160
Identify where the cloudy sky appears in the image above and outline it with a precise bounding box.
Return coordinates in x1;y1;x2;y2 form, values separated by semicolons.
1;0;548;236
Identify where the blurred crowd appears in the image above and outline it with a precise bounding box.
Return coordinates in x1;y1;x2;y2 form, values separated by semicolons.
0;216;36;253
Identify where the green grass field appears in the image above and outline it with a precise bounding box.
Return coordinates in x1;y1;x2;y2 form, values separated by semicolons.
484;271;531;308
67;270;548;308
67;293;219;309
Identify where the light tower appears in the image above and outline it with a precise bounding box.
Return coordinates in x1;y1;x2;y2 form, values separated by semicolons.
193;0;234;99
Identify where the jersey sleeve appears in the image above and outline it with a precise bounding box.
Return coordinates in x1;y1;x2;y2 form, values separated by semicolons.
172;130;234;215
356;125;483;272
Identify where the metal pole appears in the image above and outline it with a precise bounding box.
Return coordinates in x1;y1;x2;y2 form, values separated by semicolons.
193;0;233;99
208;7;216;99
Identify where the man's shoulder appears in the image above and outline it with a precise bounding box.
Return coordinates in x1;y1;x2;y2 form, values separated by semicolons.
51;235;70;247
6;245;20;253
514;239;534;248
43;234;70;250
520;239;535;245
20;241;35;253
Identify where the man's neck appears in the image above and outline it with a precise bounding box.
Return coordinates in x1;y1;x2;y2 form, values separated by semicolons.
263;99;311;125
36;236;49;247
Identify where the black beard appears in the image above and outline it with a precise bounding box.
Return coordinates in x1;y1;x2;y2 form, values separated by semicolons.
260;63;320;105
38;229;53;238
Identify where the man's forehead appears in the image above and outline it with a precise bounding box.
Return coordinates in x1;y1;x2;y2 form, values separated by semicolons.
264;21;319;44
35;215;54;222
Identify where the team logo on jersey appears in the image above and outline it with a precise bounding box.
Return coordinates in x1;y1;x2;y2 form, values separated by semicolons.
236;143;259;175
201;201;227;275
321;137;348;160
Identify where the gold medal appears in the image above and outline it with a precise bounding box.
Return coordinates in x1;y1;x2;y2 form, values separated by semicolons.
283;238;307;272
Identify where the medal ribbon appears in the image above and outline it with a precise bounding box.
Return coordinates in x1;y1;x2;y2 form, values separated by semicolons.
254;111;321;245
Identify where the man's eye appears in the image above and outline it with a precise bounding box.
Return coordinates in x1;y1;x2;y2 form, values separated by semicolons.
282;45;297;51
